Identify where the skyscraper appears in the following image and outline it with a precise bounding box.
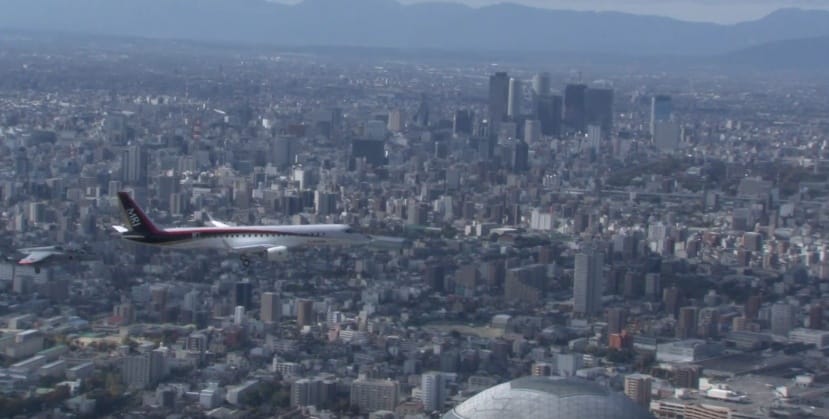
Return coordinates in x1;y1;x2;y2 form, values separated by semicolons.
387;109;404;132
771;302;796;336
606;307;628;336
488;72;510;133
453;110;474;136
676;306;698;339
523;119;541;143
261;292;280;324
421;371;446;413
414;93;430;127
233;281;252;310
650;95;673;135
535;94;562;137
531;72;551;100
511;139;529;173
121;145;147;185
585;87;614;134
508;78;522;118
564;84;587;132
698;307;720;338
314;190;338;216
296;299;314;329
573;249;604;316
271;136;298;168
351;138;386;167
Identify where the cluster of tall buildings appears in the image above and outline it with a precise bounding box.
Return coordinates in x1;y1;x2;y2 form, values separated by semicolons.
487;72;615;142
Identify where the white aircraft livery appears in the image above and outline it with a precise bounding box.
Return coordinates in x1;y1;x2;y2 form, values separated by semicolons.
113;191;373;264
16;244;90;273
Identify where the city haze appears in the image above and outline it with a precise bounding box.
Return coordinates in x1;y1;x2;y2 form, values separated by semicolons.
1;0;829;63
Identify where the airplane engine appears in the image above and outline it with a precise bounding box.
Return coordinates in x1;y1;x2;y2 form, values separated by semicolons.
266;246;289;261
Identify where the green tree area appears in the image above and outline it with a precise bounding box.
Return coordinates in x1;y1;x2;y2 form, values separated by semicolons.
772;165;828;197
237;379;292;415
0;385;71;417
83;389;132;419
605;156;733;193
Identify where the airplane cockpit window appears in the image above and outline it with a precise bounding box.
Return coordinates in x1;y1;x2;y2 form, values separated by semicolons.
344;228;353;234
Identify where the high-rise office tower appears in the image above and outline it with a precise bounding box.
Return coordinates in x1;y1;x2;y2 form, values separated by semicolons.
573;249;604;316
453;110;474;136
414;93;430;127
606;307;628;335
233;281;252;310
508;78;522;118
535;94;562;137
651;94;679;150
351;138;386;167
587;125;602;153
296;299;314;328
121;145;147;185
387;109;404;132
523;119;541;143
511;139;529;173
488;72;510;133
271;136;298;168
564;84;587;132
234;305;245;325
650;95;673;135
314;190;338;216
585;87;614;134
663;286;682;318
421;371;446;413
532;72;551;99
676;306;698;339
697;307;720;338
771;302;796;336
261;292;280;324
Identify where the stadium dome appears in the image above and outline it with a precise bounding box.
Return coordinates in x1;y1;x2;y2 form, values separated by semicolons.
442;376;655;419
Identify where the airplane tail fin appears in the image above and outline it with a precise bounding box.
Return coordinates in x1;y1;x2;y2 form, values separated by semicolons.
117;191;163;236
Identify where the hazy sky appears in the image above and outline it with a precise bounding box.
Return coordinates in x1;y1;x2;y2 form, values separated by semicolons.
274;0;829;23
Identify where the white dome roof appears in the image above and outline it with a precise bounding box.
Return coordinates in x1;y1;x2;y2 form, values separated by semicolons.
443;377;654;419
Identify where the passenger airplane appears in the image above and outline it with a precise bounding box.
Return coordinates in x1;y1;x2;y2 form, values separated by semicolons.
113;191;373;265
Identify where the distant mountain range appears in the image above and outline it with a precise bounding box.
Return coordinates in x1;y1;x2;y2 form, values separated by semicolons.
723;36;829;70
1;0;829;61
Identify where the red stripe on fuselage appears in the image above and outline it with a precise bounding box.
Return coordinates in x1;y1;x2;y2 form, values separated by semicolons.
155;228;316;237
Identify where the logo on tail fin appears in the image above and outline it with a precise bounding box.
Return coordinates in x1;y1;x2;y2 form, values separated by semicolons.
117;191;161;236
126;208;142;228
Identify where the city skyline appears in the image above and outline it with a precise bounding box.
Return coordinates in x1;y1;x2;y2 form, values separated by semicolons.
1;10;829;418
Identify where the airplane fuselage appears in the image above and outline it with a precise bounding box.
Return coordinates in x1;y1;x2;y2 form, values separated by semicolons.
113;191;373;260
121;224;366;251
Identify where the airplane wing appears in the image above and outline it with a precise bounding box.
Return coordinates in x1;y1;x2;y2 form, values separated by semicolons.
112;225;129;233
207;219;231;228
225;243;278;253
18;250;60;265
206;214;233;228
